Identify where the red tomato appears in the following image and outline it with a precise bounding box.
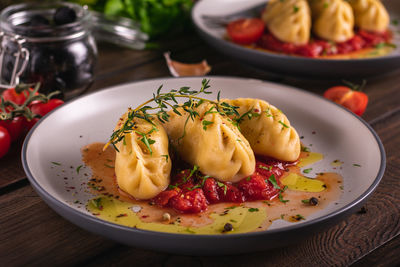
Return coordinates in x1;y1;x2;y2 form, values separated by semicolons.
23;117;40;132
324;86;368;116
0;116;24;142
0;126;11;158
2;87;38;105
227;18;265;44
29;99;64;117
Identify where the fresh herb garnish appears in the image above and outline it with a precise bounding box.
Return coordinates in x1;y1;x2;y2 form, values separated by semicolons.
267;174;281;189
91;198;103;210
301;145;310;152
279;192;289;203
248;208;259;212
217;181;228;195
303;168;312;174
106;79;241;152
51;161;61;166
259;165;273;171
202;120;214;130
104;164;114;168
278;120;289;128
353;163;361;167
76;165;83;174
293;5;299;13
161;154;169;162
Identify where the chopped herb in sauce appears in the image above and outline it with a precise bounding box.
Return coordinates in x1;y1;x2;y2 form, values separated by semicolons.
76;165;83;174
267;174;281;189
248;208;259;212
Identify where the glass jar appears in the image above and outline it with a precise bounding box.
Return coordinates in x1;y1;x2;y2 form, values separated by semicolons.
0;2;97;99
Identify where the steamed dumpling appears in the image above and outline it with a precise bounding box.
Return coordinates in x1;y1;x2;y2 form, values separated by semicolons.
262;0;311;45
310;0;354;42
349;0;389;33
224;98;301;162
163;103;255;183
114;111;171;200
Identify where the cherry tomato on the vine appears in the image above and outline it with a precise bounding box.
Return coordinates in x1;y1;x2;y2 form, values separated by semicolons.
0;116;24;142
29;99;64;117
227;18;265;45
2;87;38;105
22;117;40;132
0;126;11;158
324;86;368;116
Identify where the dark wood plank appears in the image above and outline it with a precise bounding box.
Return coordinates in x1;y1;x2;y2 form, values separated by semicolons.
0;185;117;266
351;234;400;267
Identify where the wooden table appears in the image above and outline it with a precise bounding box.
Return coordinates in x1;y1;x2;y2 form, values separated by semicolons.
1;32;399;266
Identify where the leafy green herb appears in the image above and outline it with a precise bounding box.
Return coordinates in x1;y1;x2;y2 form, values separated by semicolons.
76;165;83;174
280;214;285;219
302;199;310;204
279;192;289;203
248;208;259;212
104;164;114;168
161;154;169;163
259;165;272;171
353;163;361;167
107;79;241;152
217;181;228;195
267;174;281;189
246;176;251;181
301;145;310;152
392;19;399;26
51;161;61;166
225;206;237;210
293;5;299;13
278;120;289;128
91;198;103;210
202;120;214;130
303;168;312;174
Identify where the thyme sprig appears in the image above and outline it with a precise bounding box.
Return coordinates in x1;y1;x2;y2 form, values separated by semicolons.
107;79;240;152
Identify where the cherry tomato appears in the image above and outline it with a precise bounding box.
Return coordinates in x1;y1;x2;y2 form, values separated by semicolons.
2;87;38;105
324;86;368;116
0;116;24;142
29;99;64;117
227;18;265;44
23;117;40;132
0;126;11;158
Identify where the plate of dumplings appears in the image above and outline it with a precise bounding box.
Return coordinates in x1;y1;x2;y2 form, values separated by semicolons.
192;0;400;78
22;77;385;254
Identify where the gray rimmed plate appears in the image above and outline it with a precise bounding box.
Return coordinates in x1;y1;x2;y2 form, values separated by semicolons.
22;77;385;255
192;0;400;78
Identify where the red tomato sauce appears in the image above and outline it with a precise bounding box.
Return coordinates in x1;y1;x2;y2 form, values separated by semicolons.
153;157;297;214
256;29;392;58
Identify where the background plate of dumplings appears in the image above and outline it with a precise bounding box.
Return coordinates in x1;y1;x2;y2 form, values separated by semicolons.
22;77;385;254
192;0;400;78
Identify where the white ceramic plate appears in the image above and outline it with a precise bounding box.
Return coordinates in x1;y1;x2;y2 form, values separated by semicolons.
22;77;385;255
192;0;400;78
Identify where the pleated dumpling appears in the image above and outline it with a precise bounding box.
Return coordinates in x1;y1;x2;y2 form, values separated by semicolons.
163;103;255;183
114;111;171;200
224;98;301;162
349;0;389;33
262;0;311;45
310;0;354;42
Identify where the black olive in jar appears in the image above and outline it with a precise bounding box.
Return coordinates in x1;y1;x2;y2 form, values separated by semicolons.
0;2;97;99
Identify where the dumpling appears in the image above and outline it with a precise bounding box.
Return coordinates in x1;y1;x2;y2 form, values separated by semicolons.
262;0;311;45
349;0;389;33
114;111;171;200
163;103;255;183
224;98;301;162
310;0;354;42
